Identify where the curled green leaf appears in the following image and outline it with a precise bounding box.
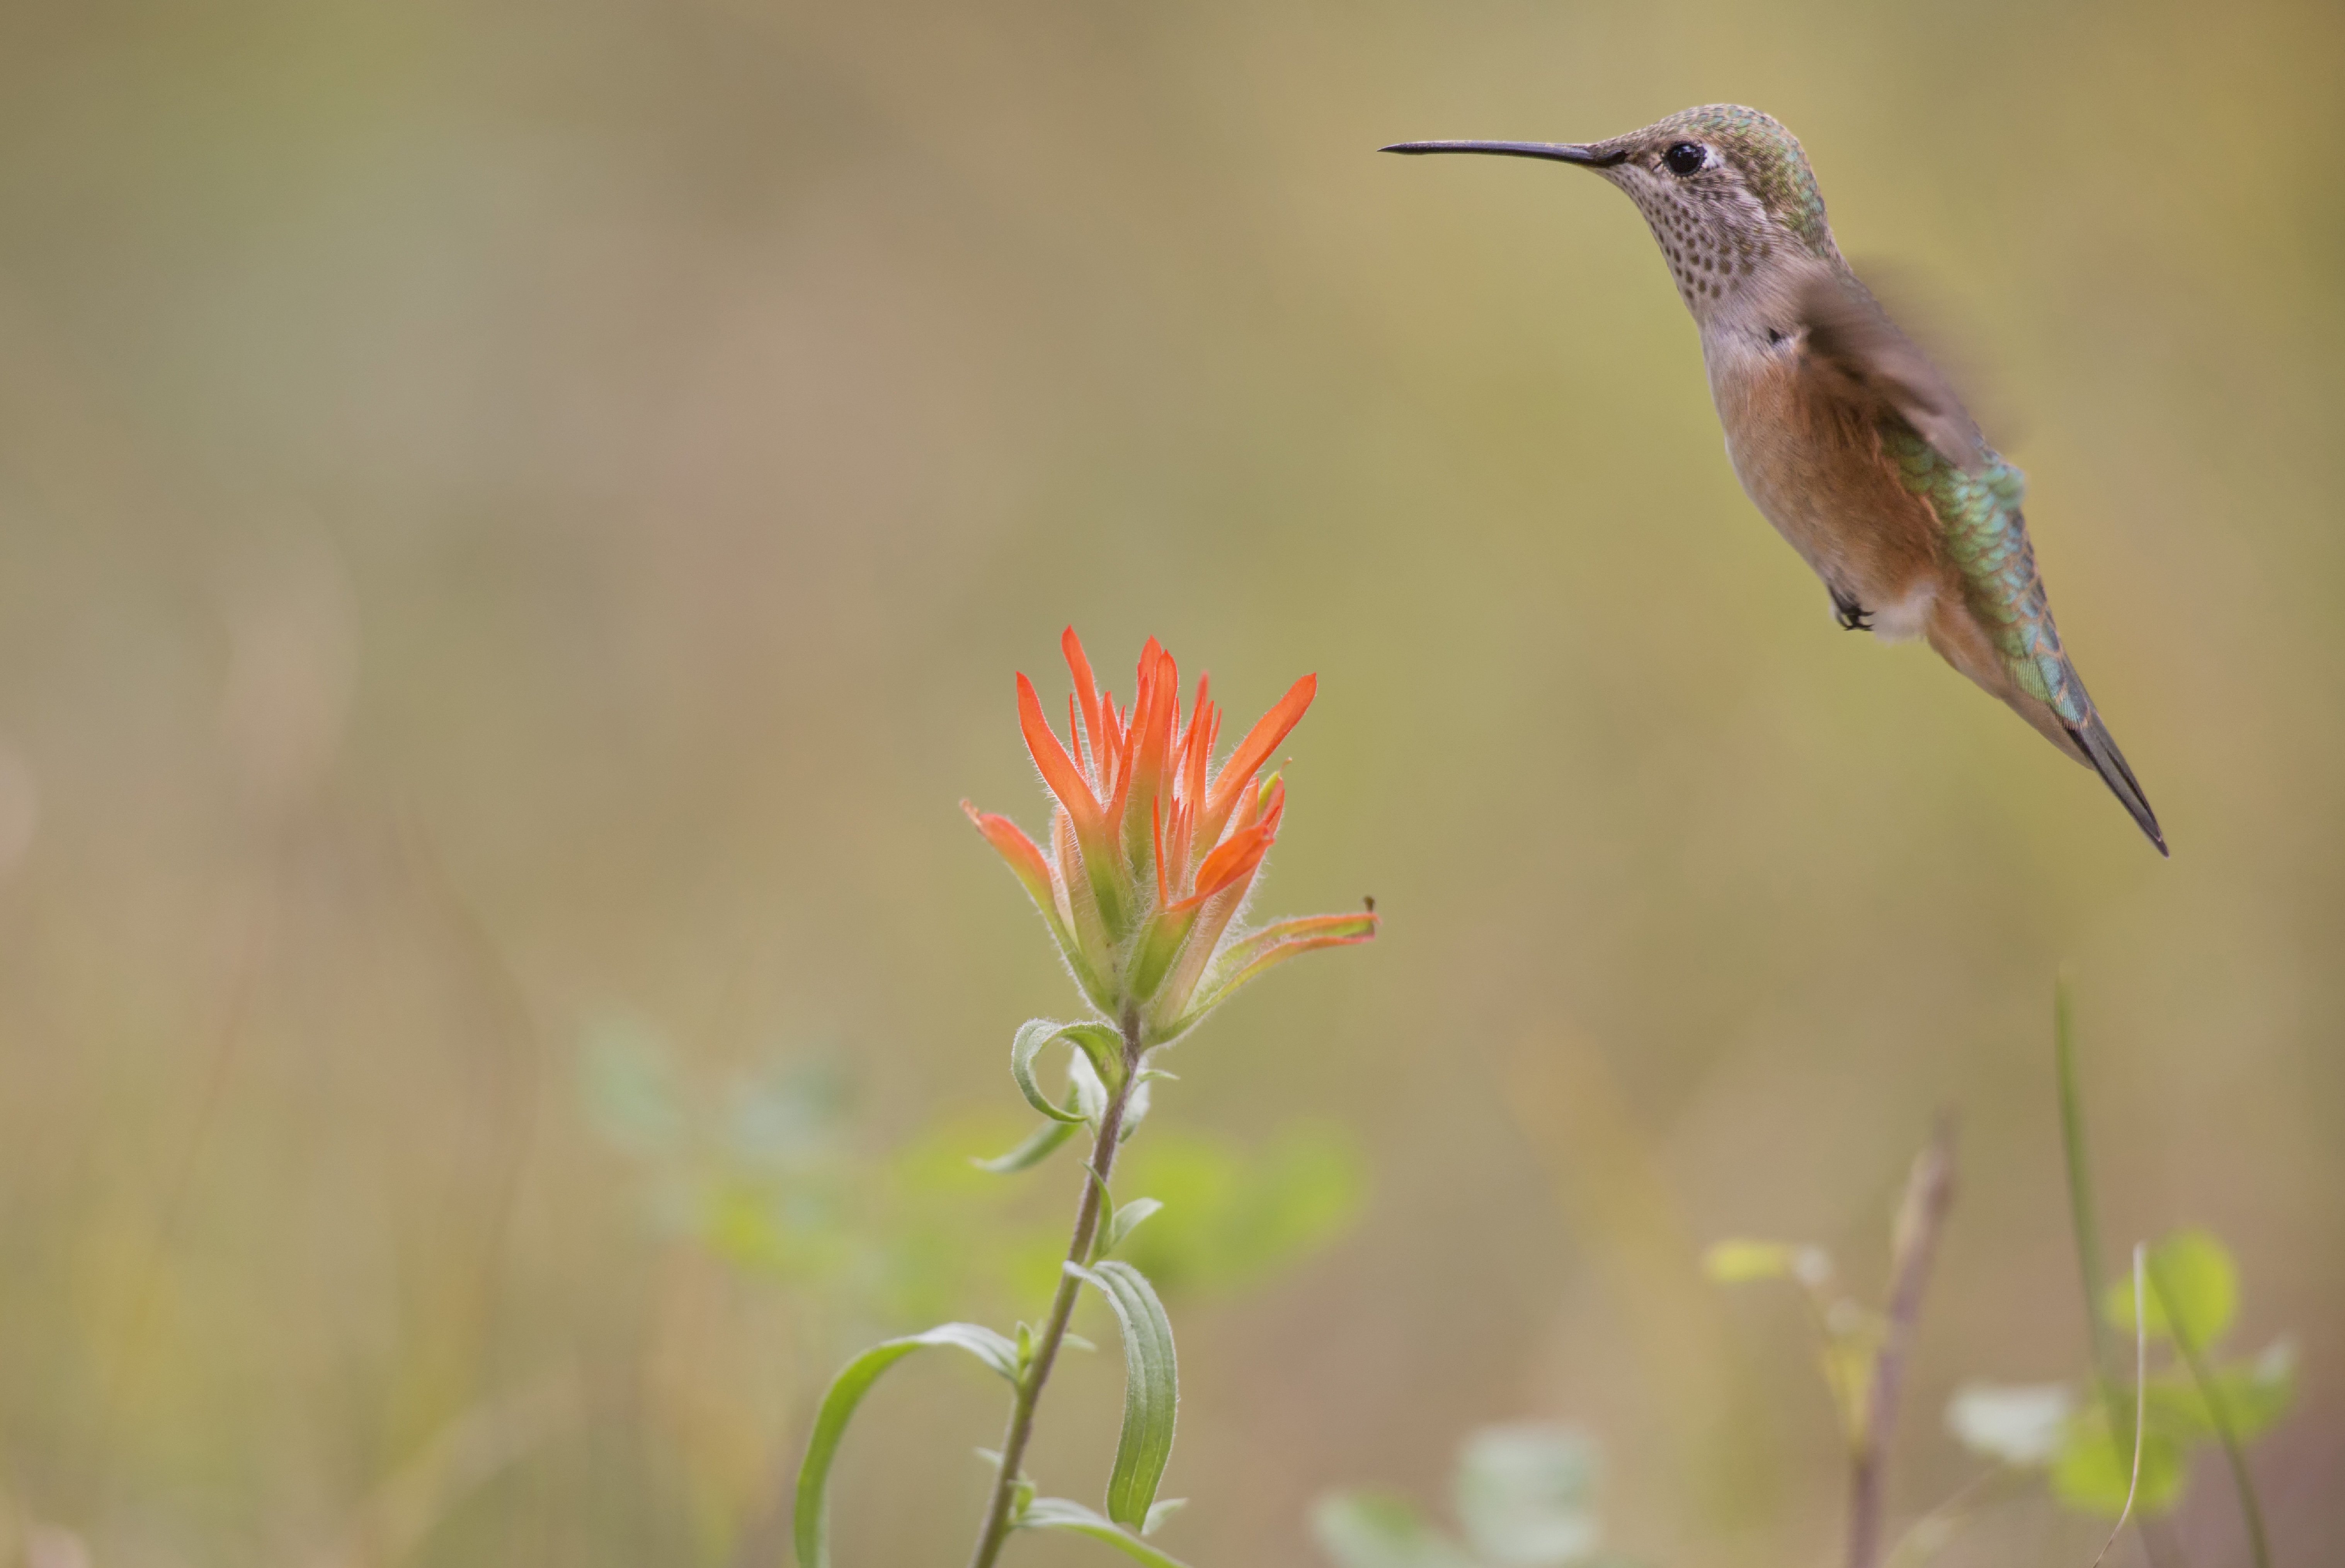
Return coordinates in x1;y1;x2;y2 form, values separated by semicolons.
1011;1020;1094;1124
1060;1021;1129;1092
1067;1260;1179;1528
1017;1497;1195;1566
793;1324;1019;1568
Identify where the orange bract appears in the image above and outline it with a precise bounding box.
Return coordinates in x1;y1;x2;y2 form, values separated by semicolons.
963;628;1375;1045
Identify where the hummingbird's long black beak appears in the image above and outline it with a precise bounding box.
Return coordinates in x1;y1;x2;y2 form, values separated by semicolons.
1380;140;1625;167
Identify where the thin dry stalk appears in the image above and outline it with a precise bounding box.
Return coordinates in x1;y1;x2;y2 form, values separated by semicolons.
1846;1116;1959;1568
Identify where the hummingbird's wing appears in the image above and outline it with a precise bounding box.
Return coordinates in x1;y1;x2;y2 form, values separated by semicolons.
1782;269;2165;853
1793;271;1986;476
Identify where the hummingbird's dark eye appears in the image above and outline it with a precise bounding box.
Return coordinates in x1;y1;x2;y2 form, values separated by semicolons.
1663;141;1707;176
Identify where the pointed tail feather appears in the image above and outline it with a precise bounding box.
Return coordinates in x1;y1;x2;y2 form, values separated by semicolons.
2065;713;2167;856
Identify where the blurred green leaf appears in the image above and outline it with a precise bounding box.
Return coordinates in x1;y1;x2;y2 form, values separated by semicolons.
1068;1260;1179;1529
1702;1239;1829;1286
693;1176;849;1281
895;1115;1027;1196
1310;1493;1477;1568
1945;1382;2076;1466
728;1058;850;1166
873;1115;1079;1321
1142;1497;1187;1537
579;1017;686;1156
1313;1490;1472;1565
2049;1400;2190;1518
1454;1422;1602;1567
2103;1230;2237;1346
2219;1340;2299;1440
793;1324;1019;1568
1017;1498;1193;1567
1701;1240;1796;1283
1115;1125;1365;1296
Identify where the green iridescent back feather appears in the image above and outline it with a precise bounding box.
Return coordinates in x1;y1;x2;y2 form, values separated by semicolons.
1882;427;2090;727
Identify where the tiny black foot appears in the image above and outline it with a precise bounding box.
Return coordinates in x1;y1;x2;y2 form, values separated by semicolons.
1829;587;1873;632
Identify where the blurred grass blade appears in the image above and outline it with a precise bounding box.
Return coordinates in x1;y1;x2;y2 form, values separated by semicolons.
2055;974;2134;1460
972;1103;1082;1173
793;1324;1019;1568
2148;1252;2274;1568
2091;1246;2150;1568
1067;1260;1179;1527
1017;1497;1194;1566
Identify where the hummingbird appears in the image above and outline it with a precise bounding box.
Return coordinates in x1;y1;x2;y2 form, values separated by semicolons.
1385;106;2166;855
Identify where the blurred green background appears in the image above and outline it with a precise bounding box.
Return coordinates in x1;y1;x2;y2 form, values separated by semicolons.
0;0;2338;1563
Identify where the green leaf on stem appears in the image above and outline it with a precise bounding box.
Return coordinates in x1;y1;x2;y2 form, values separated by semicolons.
1100;1197;1164;1259
1310;1493;1477;1568
1071;1052;1111;1124
972;1114;1081;1175
792;1323;1019;1568
1066;1260;1179;1528
1142;1498;1188;1536
1016;1497;1195;1566
1117;1071;1155;1143
2103;1229;2237;1346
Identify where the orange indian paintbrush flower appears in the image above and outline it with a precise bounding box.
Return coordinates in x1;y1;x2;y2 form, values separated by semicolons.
963;629;1377;1045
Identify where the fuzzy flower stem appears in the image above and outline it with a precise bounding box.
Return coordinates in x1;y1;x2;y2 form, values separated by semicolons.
964;1010;1144;1568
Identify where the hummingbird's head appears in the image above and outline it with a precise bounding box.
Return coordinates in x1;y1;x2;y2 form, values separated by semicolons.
1385;104;1839;324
